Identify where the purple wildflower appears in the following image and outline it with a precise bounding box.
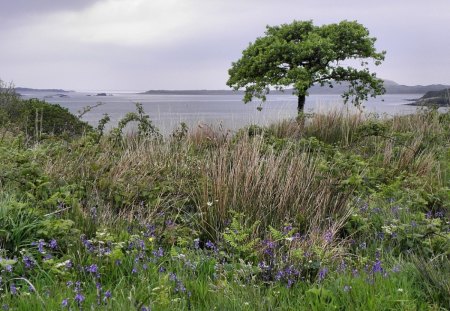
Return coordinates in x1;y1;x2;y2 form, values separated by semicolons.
318;267;328;282
5;265;12;273
169;273;177;281
36;239;46;254
324;230;333;243
62;299;69;308
263;239;276;257
153;247;164;258
49;239;58;250
74;293;85;305
86;264;98;274
372;260;383;274
205;240;216;251
275;270;284;281
104;290;112;299
75;281;82;292
10;283;17;295
283;225;293;234
65;260;73;269
338;260;347;273
22;256;35;269
287;279;294;288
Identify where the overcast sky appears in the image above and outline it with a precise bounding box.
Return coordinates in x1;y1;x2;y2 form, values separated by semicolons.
0;0;449;91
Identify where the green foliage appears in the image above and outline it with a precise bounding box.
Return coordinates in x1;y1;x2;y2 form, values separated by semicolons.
0;195;44;254
227;20;385;110
223;211;260;262
110;103;160;143
412;255;450;307
1;102;449;309
1;95;91;140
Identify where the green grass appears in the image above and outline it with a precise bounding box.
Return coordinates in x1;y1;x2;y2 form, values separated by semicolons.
0;91;449;310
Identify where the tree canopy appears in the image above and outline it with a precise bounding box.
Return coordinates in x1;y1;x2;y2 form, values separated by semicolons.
227;20;386;112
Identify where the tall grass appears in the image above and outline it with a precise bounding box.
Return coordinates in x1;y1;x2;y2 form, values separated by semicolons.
195;135;353;238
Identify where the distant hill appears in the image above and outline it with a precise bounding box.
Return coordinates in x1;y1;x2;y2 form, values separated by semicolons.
142;80;450;96
408;88;450;107
141;89;242;95
15;87;72;93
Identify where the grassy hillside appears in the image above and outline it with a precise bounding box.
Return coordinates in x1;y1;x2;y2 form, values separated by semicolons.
1;86;449;310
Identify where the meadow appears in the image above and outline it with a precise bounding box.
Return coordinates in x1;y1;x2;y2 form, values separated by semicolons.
1;84;449;310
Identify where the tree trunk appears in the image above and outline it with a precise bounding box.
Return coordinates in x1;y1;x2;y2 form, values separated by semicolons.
297;94;306;113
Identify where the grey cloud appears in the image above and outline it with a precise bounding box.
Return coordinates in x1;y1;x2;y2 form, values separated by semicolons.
0;0;449;89
0;0;101;16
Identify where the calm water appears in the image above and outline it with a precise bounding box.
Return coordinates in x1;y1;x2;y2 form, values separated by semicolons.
20;91;428;135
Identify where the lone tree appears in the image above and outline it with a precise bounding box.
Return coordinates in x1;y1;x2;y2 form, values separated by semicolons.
227;20;386;112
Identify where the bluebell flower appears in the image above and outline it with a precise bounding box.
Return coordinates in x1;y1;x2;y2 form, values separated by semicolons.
10;283;17;295
323;230;333;243
49;239;58;250
153;247;164;258
205;240;216;250
65;260;73;269
22;256;35;269
86;264;99;274
33;239;46;254
372;260;383;274
62;299;69;308
75;281;82;292
104;290;112;299
318;267;328;282
283;225;293;234
74;293;85;304
169;273;177;281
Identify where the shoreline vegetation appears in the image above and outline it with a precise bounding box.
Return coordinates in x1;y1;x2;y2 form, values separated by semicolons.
408;89;450;107
1;83;449;310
